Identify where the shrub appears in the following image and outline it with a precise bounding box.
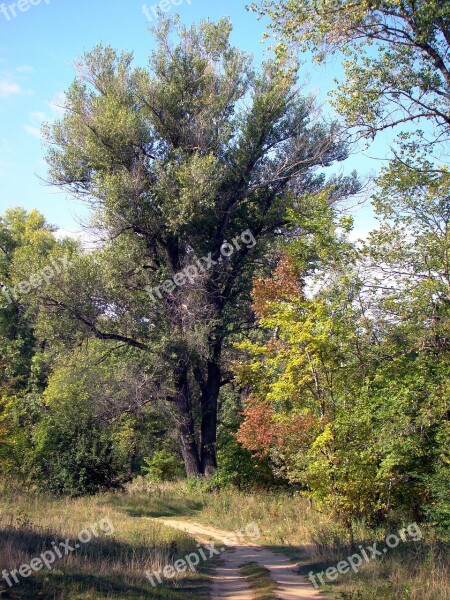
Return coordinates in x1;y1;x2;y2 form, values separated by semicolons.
142;450;184;483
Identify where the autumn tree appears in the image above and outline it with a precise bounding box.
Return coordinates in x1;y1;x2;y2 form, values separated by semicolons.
42;17;357;477
236;176;449;529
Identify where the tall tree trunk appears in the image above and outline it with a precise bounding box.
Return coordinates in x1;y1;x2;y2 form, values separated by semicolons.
174;364;202;477
199;342;222;476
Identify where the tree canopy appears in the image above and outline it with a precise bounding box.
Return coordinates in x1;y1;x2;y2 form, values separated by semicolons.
41;16;357;477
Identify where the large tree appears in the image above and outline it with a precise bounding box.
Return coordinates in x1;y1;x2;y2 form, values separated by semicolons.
253;0;450;148
43;17;357;477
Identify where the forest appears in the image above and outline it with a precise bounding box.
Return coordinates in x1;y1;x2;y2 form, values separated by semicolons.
0;1;449;599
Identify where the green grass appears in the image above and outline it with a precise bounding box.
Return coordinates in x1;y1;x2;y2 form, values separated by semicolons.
0;491;209;600
239;562;278;599
1;482;448;600
124;480;450;600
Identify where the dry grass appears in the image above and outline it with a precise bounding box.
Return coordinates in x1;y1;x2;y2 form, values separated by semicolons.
1;482;448;600
239;562;278;599
322;541;450;600
0;490;209;599
125;480;450;600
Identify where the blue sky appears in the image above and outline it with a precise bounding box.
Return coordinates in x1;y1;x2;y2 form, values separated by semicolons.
0;0;384;237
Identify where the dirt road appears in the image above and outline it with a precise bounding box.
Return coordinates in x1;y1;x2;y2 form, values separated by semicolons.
158;518;323;599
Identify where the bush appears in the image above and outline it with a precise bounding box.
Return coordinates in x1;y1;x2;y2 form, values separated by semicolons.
32;411;129;496
215;435;285;490
142;450;184;483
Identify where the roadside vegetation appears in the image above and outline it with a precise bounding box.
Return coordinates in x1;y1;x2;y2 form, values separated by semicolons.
123;480;450;600
0;479;448;599
0;487;209;600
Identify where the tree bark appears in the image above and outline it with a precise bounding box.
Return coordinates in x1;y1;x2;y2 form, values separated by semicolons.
195;331;223;477
200;359;221;476
174;364;202;477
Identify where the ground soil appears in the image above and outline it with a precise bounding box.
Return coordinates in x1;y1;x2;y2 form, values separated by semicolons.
158;518;323;599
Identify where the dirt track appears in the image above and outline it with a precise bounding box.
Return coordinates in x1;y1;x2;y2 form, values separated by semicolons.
158;518;322;599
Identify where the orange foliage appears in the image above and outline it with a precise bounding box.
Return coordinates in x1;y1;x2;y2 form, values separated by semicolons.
273;411;319;450
237;394;319;459
252;253;302;317
236;395;276;458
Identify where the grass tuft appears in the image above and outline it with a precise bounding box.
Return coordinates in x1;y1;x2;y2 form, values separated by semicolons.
239;562;278;599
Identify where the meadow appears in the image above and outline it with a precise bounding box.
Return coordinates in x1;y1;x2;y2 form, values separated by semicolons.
1;480;447;599
0;485;208;600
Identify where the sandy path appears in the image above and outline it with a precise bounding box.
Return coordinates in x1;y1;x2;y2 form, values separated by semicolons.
158;518;322;600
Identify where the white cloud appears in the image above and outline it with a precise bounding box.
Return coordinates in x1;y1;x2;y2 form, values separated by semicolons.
17;65;33;73
30;111;46;121
0;80;21;98
54;228;101;251
24;111;48;140
348;228;373;242
24;124;43;139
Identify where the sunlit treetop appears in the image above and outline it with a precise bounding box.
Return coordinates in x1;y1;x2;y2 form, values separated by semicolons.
253;1;450;145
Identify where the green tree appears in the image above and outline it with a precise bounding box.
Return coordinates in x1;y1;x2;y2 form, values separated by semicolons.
0;209;75;477
253;0;450;146
31;342;169;495
236;173;449;529
42;17;357;477
365;156;450;526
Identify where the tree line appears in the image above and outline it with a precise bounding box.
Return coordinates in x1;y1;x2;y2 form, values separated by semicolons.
0;2;448;533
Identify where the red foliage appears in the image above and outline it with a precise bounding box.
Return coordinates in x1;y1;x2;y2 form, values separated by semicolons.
274;411;318;450
236;395;276;458
237;395;319;460
252;254;302;317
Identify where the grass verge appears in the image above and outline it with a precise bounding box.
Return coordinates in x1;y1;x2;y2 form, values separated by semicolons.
2;481;448;600
124;480;450;600
239;562;278;599
0;491;209;600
